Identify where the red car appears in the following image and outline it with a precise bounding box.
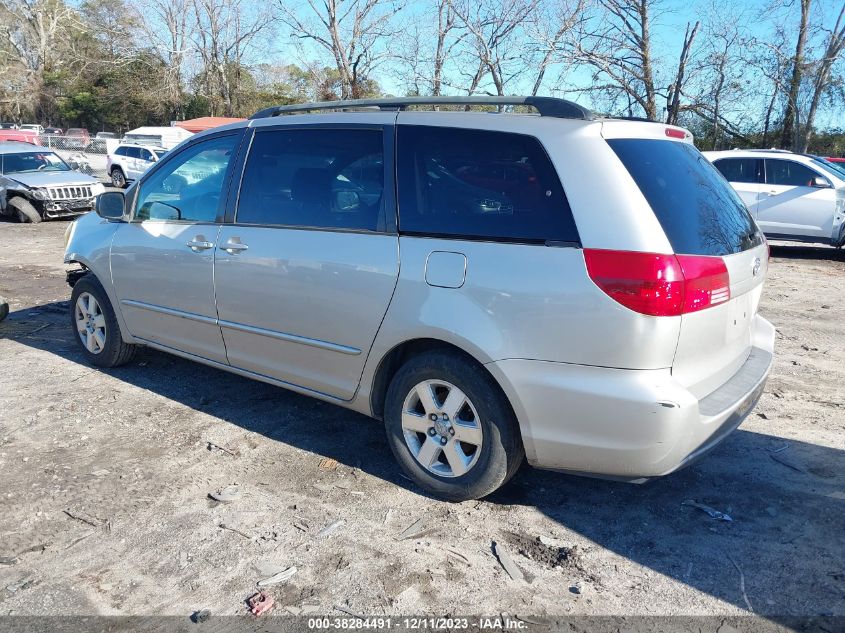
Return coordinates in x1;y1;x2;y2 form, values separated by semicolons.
64;128;91;149
0;129;38;144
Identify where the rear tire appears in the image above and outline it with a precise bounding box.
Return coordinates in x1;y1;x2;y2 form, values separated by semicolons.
384;350;524;501
8;197;41;223
110;168;126;188
70;275;137;368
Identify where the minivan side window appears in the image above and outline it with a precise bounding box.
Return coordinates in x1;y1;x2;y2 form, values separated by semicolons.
397;125;578;244
236;128;385;231
135;134;237;223
714;158;761;184
765;159;825;187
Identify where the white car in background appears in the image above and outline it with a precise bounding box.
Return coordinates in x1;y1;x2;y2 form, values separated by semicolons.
106;143;167;188
705;149;845;247
19;124;45;135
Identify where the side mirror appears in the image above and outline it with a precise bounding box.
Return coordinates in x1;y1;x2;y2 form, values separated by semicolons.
811;176;831;188
96;190;125;220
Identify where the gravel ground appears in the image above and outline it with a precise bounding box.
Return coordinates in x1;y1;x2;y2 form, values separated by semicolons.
0;219;843;619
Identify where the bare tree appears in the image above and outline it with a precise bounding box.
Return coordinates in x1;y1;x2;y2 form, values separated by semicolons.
780;0;812;149
574;0;659;119
801;2;845;151
665;20;700;125
527;0;587;96
191;0;275;116
278;0;400;100
685;2;755;149
134;0;193;119
450;0;539;96
393;0;467;96
0;0;80;117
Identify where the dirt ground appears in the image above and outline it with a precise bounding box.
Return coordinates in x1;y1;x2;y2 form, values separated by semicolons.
0;219;843;620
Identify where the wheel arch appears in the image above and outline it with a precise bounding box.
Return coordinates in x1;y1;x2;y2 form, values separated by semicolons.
64;255;137;346
367;337;512;422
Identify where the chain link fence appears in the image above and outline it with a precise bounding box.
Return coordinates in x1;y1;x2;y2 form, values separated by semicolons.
36;135;113;183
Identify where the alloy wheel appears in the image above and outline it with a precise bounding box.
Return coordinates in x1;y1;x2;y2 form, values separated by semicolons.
401;379;483;478
74;292;107;354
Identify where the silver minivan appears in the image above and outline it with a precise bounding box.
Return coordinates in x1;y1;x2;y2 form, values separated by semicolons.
64;97;775;501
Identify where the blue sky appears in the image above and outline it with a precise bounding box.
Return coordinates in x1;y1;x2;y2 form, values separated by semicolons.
364;0;844;129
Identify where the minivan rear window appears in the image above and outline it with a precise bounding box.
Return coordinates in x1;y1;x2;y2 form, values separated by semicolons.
608;139;763;256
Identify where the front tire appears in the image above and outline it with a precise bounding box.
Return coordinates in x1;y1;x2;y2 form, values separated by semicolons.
384;350;524;501
8;197;41;223
110;168;127;188
70;275;137;368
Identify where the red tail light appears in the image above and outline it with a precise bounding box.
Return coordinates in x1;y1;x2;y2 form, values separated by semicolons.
584;249;730;317
665;127;687;139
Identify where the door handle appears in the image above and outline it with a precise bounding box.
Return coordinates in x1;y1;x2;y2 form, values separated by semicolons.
221;239;249;254
186;239;214;251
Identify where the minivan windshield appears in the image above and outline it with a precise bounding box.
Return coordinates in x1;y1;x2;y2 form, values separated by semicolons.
608;139;764;256
2;151;70;174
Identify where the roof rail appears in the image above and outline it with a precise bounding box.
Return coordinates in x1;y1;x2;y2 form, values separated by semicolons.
250;96;594;121
742;148;793;153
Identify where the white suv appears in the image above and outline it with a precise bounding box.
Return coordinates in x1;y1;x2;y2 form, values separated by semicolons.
106;143;167;188
705;149;845;247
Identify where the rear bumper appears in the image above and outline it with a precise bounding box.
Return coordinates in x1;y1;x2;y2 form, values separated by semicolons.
487;315;775;479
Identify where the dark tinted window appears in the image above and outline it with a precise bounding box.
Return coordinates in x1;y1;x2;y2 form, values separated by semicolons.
397;125;578;243
114;146;126;157
139;148;153;162
713;158;761;184
237;128;384;231
127;147;142;159
609;139;763;256
765;159;824;187
136;134;237;223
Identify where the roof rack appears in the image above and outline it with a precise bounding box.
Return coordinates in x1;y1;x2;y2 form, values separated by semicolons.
250;96;594;121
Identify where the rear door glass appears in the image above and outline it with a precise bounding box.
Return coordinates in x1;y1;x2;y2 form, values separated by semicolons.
713;158;761;183
608;139;763;256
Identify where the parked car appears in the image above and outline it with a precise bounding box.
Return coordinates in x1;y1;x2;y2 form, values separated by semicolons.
64;128;91;149
95;132;116;139
64;96;774;501
0;129;38;144
0;142;105;223
106;143;168;187
19;124;44;135
43;127;63;136
0;122;17;129
705;149;845;247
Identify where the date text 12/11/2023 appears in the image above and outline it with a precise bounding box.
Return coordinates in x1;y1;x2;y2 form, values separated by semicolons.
307;616;528;630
